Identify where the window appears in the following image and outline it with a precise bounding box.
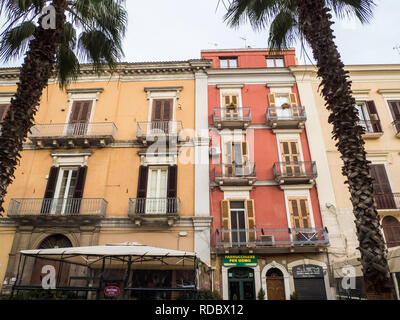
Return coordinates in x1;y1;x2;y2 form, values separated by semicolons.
388;100;400;133
220;199;256;245
355;101;381;133
266;56;285;68
370;164;396;209
68;100;93;135
220;57;238;69
288;197;311;229
223;141;249;176
280;140;302;176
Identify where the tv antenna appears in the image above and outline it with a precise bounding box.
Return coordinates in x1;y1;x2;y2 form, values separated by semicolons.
240;37;247;48
394;45;400;55
208;42;218;48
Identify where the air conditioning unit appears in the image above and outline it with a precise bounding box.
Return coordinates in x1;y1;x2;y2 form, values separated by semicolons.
209;147;221;157
296;232;318;243
259;235;275;246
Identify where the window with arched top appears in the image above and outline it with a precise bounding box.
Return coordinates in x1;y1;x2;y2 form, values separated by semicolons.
382;216;400;248
38;234;73;249
266;268;283;278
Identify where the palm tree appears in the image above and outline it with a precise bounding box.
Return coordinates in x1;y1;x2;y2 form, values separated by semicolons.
0;0;127;214
222;0;393;299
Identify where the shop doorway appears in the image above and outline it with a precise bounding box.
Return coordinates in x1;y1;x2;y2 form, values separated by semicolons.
293;264;327;300
228;267;255;300
266;268;285;300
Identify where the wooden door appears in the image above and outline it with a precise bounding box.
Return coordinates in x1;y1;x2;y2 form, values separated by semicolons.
370;164;396;209
266;277;285;300
152;99;173;133
68;100;92;135
382;216;400;248
280;140;302;176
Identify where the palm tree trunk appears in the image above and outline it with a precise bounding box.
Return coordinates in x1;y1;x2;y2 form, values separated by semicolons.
295;0;393;299
0;0;67;214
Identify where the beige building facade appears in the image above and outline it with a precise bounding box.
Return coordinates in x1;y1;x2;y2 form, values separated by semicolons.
292;64;400;299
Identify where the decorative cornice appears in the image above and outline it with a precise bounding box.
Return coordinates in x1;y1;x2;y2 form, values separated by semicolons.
66;88;104;94
0;92;15;97
377;89;400;95
216;84;244;89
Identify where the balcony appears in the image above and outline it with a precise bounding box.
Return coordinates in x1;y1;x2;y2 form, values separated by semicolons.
273;161;317;185
29;122;117;148
136;121;184;144
374;193;400;210
214;227;329;253
128;198;180;226
358;120;383;139
266;106;306;129
214;162;257;186
7;198;107;225
213;107;251;129
393;120;400;138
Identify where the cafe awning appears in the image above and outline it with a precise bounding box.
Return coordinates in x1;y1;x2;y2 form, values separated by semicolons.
19;242;202;267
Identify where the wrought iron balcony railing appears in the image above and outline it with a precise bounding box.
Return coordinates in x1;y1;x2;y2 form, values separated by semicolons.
214;162;256;185
29;122;117;147
136;121;183;141
266;106;306;121
7;198;108;217
128;198;180;216
374;193;400;210
213;107;251;128
358;120;383;135
273;161;317;184
215;227;329;247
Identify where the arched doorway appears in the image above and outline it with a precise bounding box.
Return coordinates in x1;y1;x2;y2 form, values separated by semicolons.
228;267;256;300
382;216;400;248
266;268;285;300
30;234;73;287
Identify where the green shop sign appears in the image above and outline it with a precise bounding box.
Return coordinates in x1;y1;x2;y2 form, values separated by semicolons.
223;255;258;267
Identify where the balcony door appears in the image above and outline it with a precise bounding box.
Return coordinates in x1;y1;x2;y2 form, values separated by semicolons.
152;99;173;133
230;201;247;246
224;141;249;176
146;167;168;214
370;164;396;209
52;167;79;214
288;197;313;242
356;101;381;133
68;100;93;136
268;93;298;118
280;140;302;176
388;100;400;133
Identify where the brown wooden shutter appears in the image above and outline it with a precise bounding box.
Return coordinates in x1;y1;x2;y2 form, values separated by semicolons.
370;164;396;209
0;104;10;122
69;101;92;123
223;94;238;108
136;166;149;199
73;166;87;199
167;165;178;198
268;94;276;107
80;101;92;122
366;100;382;132
221;200;231;242
41;166;60;214
44;167;60;199
280;140;301;176
388;101;400;120
246;200;256;242
163;100;171;121
299;198;310;228
153;100;162;121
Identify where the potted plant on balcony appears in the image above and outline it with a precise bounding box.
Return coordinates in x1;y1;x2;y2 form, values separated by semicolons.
281;102;291;108
227;101;237;110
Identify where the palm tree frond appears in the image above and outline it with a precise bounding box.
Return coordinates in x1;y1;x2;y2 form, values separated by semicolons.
268;9;299;51
0;20;36;62
327;0;376;23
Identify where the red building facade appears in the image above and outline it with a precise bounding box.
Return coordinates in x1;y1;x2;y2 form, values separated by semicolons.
202;48;332;300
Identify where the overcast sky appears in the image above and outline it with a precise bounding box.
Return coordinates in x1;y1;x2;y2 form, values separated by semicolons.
2;0;400;67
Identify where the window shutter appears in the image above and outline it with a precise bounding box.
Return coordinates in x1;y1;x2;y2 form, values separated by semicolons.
389;101;400;120
73;166;87;199
246;200;256;242
366;101;378;117
44;167;60;199
299;199;310;228
289;197;311;229
70;101;82;123
268;94;276;107
167;165;178;198
221;200;231;242
163;100;171;121
0;104;10;122
137;166;149;199
80;101;92;122
289;93;298;106
152;100;162;121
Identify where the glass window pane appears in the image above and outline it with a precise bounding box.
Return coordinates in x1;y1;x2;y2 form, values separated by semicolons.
276;58;284;67
230;201;245;209
266;59;275;68
220;59;228;68
229;59;238;68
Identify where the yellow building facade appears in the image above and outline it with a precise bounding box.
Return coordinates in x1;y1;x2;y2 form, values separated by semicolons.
0;60;213;297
